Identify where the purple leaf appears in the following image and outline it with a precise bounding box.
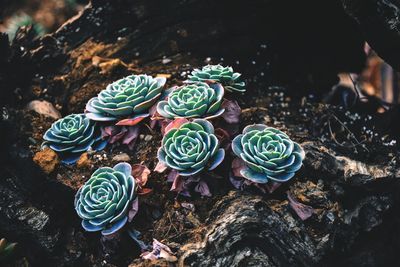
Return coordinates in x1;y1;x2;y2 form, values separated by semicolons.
287;192;314;221
266;182;282;193
141;239;177;262
231;158;246;178
128;198;139;222
195;180;212;197
221;99;241;124
109;126;128;143
229;172;246;190
127;228;149;251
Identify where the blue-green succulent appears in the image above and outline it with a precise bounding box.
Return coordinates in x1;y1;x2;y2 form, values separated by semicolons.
232;125;305;183
187;64;245;93
74;162;138;236
6;13;45;41
157;119;225;176
85;74;166;123
157;82;225;120
42;113;105;164
0;238;17;262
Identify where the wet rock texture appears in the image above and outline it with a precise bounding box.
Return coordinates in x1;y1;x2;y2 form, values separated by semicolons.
1;0;400;266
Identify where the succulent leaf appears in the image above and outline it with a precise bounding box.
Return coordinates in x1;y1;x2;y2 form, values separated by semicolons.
74;162;138;236
0;238;17;261
156;82;224;120
158;119;224;176
42;113;103;164
232;125;305;183
86;75;166;122
187;64;246;93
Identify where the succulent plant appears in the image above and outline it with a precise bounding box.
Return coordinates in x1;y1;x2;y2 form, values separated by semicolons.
0;238;17;262
42;113;105;164
6;13;45;41
157;119;225;176
85;74;166;123
74;162;138;235
187;64;245;93
157;82;225;120
232;125;305;183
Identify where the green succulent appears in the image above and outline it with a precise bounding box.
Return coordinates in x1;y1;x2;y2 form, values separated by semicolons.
187;64;245;93
42;113;105;164
157;82;225;120
74;162;137;236
6;13;45;41
0;238;17;262
232;125;305;183
85;74;166;122
157;119;225;176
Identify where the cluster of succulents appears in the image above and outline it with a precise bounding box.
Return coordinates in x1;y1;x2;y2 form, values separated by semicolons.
39;64;305;240
74;163;138;235
42;114;105;164
187;64;246;93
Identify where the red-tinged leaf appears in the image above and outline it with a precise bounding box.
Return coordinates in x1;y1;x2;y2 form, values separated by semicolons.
169;171;182;192
132;164;151;187
265;182;282;193
137;187;153;195
154;161;167;173
215;127;230;140
287;192;314;221
221;99;241;124
160;119;171;135
164;118;189;134
116;116;146;126
231;158;246;178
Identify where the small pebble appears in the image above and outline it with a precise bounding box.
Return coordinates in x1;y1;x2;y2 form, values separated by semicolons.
112;153;131;162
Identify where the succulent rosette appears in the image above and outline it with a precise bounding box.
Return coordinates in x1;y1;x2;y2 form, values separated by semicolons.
156;82;225;120
187;64;245;93
74;163;138;235
42;113;105;164
232;125;305;183
157;119;225;176
85;74;166;124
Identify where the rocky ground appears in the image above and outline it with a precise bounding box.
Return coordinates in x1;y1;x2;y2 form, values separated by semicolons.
1;0;400;266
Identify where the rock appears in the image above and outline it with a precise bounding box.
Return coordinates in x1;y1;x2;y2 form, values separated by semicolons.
33;148;59;174
26;100;61;120
112;153;131;162
180;191;320;266
76;153;91;169
302;142;398;186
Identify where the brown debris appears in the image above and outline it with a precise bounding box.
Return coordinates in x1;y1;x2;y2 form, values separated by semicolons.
76;153;91;169
33;147;59;174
